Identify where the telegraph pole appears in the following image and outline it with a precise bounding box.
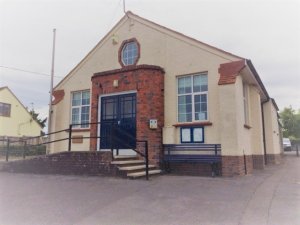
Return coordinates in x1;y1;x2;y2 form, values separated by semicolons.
48;28;56;152
123;0;126;13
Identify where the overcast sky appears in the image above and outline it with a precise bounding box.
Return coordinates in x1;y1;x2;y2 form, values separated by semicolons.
1;0;300;123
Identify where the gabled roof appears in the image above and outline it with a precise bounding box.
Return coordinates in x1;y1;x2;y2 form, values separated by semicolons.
54;11;243;90
54;11;271;103
127;11;244;60
0;86;43;128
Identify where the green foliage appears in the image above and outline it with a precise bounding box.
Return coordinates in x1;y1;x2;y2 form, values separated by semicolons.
29;109;47;129
280;106;300;140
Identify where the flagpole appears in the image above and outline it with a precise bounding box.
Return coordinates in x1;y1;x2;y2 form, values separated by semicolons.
48;28;56;153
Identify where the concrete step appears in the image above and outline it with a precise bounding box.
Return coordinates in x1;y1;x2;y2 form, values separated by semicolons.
127;169;162;178
118;164;156;171
111;160;144;165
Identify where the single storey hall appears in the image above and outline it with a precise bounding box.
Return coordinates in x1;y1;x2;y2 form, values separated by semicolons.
50;12;282;177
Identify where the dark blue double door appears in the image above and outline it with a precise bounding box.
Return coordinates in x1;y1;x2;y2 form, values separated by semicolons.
100;93;136;150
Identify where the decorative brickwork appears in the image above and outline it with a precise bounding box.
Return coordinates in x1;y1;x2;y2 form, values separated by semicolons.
252;154;265;169
0;151;114;175
52;89;65;105
221;155;253;176
91;65;165;165
266;154;282;165
218;60;245;85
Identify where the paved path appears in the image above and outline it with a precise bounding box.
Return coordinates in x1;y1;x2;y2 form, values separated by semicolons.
0;154;299;225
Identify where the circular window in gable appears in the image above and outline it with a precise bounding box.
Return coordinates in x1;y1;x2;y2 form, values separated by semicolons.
119;38;140;67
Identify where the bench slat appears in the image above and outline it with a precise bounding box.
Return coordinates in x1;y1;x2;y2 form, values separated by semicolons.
163;144;222;162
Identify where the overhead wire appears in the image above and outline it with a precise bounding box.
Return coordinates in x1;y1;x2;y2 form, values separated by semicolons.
0;65;63;78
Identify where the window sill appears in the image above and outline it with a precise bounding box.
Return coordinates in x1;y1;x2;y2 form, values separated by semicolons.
244;124;251;129
173;121;212;127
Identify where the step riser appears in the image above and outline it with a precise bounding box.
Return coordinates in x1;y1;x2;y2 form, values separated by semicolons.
118;165;156;171
119;168;156;174
116;163;145;167
113;157;139;161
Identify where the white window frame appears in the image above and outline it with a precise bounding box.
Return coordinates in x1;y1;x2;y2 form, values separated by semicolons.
177;73;208;123
243;83;250;125
121;41;138;66
71;90;90;128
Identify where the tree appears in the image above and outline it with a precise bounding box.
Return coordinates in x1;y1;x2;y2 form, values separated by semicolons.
279;106;300;141
29;109;47;129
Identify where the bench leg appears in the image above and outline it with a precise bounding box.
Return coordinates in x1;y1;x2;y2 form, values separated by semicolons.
164;161;171;173
211;163;216;177
216;163;221;176
210;163;219;177
167;161;171;173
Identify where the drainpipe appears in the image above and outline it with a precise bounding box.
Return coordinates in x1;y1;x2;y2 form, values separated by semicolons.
261;99;269;165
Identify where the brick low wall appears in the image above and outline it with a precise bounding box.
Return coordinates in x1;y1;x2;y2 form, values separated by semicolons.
0;151;115;176
163;162;220;177
252;155;265;169
222;155;253;177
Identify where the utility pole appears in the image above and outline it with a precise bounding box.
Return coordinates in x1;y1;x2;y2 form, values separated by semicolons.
123;0;126;13
48;28;56;153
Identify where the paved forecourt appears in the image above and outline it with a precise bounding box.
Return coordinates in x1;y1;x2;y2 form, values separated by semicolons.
0;154;299;225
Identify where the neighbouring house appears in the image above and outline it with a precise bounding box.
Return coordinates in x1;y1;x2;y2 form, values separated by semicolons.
0;86;42;139
49;11;282;176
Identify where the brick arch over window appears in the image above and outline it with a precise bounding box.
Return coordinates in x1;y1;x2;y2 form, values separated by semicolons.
118;38;141;67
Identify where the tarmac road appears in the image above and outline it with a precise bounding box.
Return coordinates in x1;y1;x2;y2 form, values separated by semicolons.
0;153;299;225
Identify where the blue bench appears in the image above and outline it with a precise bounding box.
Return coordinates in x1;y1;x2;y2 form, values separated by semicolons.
163;144;222;177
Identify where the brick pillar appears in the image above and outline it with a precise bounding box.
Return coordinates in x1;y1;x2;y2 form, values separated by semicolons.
90;65;165;165
222;155;254;176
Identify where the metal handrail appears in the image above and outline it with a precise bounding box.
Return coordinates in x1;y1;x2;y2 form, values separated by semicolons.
109;123;149;180
1;121;150;180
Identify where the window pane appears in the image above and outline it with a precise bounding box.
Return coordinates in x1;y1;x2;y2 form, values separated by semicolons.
122;41;138;66
194;94;207;121
178;77;191;94
194;74;208;92
200;74;208;91
105;101;116;119
82;91;90;105
193;75;201;92
185;77;192;93
72;108;80;124
178;78;185;94
181;128;191;142
72;92;81;106
0;102;11;117
178;95;192;122
193;128;203;142
81;106;90;128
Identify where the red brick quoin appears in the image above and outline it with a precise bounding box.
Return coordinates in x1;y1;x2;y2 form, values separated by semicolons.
90;65;165;165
